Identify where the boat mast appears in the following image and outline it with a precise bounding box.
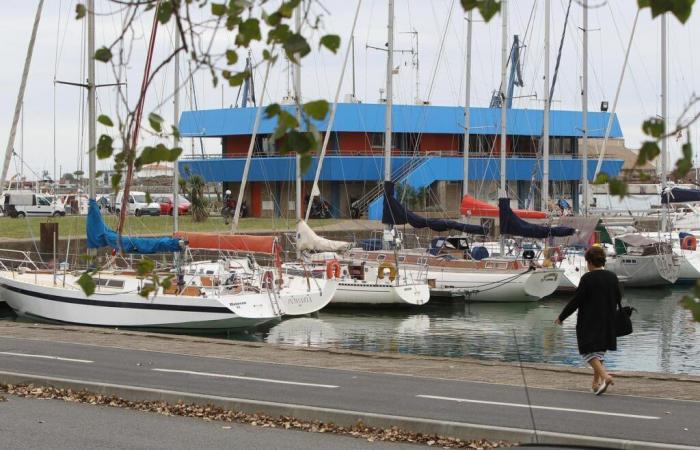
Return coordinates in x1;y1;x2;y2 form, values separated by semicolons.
0;0;44;193
294;7;302;227
542;0;550;212
462;10;473;199
661;13;668;231
305;0;363;222
173;24;180;232
87;0;96;202
499;0;508;256
384;0;394;185
581;0;589;216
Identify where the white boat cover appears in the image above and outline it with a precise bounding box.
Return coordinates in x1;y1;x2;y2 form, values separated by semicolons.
296;220;351;252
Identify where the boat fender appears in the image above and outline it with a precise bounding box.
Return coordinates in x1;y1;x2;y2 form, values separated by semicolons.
377;261;397;282
326;260;342;279
681;235;697;251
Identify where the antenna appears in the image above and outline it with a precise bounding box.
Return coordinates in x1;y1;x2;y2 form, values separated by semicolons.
512;329;539;444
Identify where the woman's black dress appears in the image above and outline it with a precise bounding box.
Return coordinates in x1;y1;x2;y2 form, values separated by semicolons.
558;269;620;355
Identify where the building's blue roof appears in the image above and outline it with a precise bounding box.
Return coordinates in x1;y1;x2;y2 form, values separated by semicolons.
179;103;623;138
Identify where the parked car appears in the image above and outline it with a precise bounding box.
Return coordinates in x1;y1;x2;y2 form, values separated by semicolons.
154;194;190;215
114;191;161;216
1;191;65;218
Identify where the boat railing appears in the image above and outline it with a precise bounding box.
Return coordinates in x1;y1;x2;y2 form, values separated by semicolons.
0;249;41;272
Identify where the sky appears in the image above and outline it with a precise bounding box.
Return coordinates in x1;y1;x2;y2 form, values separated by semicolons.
0;0;699;181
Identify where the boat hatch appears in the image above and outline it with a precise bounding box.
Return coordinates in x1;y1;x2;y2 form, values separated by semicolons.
95;278;125;289
376;254;386;262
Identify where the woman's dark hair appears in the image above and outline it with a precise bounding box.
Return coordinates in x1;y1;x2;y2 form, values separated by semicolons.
585;246;606;268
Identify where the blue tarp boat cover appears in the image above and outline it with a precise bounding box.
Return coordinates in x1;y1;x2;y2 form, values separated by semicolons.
498;198;575;238
382;182;487;235
87;199;182;254
661;187;700;204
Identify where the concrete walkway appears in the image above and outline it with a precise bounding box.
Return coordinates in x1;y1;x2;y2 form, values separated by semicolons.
1;323;699;449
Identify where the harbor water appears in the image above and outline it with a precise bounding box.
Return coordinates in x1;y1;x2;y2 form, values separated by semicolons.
259;288;700;375
2;288;698;375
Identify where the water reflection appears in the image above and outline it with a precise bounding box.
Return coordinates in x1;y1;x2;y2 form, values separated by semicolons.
261;289;700;375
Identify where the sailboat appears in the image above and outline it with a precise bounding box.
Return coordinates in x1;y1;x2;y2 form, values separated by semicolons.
0;2;336;329
283;0;430;307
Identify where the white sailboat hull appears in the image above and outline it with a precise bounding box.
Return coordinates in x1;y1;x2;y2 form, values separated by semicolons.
606;254;679;287
0;272;336;330
331;280;430;306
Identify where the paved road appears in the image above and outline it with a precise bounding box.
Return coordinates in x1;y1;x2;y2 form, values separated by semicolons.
1;336;699;447
0;395;421;450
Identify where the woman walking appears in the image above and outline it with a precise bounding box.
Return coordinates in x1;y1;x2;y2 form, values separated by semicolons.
555;245;620;395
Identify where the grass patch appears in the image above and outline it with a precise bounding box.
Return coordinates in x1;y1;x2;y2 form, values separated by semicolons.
0;215;337;240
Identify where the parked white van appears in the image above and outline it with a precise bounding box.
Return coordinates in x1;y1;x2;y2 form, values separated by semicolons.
114;191;161;216
1;191;66;218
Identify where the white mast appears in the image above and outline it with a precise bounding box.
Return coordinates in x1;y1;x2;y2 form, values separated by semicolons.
462;10;473;198
87;0;96;201
173;26;180;232
661;13;668;231
499;0;507;197
542;0;550;212
581;0;589;216
294;7;302;224
1;0;44;193
499;0;507;256
384;0;394;183
305;0;363;222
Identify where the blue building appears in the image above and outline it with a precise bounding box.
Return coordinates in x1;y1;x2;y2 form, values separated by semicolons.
178;102;624;219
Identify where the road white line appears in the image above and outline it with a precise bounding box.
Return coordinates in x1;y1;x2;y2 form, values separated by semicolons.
0;351;93;364
152;368;339;389
417;394;659;420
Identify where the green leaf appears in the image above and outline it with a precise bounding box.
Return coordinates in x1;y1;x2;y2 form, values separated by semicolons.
77;273;96;297
97;115;114;127
319;34;341;53
639;0;695;23
111;173;122;192
283;33;311;63
96;135;114;159
225;49;238;65
278;0;301;18
303;100;329;121
94;47;112;63
642;118;665;138
211;3;227;16
268;24;291;45
139;283;156;298
636;141;660;166
157;1;174;24
265;103;281;118
75;3;86;20
609;178;629;198
593;172;609;185
461;0;501;22
136;258;155;277
674;140;694;177
227;70;250;87
148;113;164;132
171;125;181;140
299;153;312;174
236;18;261;46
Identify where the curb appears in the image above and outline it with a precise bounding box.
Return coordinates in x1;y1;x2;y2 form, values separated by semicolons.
0;370;697;450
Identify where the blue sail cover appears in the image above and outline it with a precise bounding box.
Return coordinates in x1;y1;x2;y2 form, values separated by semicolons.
661;187;700;204
87;199;181;253
498;198;575;238
382;182;487;235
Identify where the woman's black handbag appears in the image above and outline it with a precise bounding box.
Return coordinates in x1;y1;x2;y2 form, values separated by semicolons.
615;300;635;337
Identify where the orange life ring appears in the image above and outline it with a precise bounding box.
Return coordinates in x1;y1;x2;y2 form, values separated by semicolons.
326;260;341;279
377;261;397;281
682;235;697;251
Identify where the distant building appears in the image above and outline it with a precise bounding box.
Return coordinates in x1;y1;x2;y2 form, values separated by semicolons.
178;102;624;219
